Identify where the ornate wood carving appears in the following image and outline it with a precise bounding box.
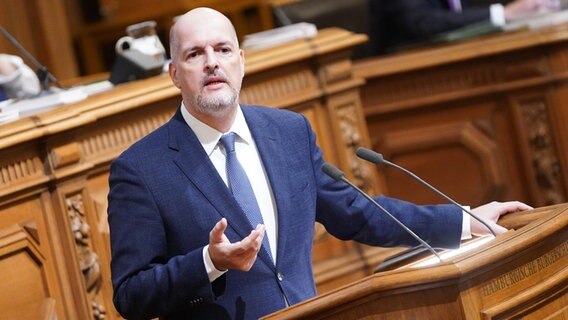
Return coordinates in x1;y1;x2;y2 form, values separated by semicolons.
517;99;566;205
66;194;106;320
336;102;374;191
0;156;43;188
365;62;499;108
80;112;172;162
321;60;352;84
51;143;82;170
241;69;319;107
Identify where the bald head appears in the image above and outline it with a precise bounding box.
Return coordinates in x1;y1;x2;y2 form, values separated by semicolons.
169;8;239;62
166;7;245;131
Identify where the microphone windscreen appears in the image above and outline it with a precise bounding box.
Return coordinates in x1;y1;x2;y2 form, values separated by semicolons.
322;162;344;181
356;147;384;164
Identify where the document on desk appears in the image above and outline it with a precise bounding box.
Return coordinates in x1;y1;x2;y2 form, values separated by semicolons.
0;80;113;124
242;22;317;50
504;9;568;31
0;87;86;119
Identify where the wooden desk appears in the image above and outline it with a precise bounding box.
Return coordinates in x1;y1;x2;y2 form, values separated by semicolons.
354;23;568;208
0;28;383;319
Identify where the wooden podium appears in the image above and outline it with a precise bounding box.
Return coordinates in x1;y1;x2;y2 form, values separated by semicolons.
262;204;568;319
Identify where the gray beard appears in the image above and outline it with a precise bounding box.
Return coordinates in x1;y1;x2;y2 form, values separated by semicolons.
194;87;238;116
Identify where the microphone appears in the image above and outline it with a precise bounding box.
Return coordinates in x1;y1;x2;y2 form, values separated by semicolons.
273;6;293;26
356;147;497;236
0;26;64;93
321;162;442;262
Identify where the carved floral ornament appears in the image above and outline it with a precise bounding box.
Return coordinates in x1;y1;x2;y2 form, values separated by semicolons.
66;194;106;320
337;104;374;193
519;100;565;205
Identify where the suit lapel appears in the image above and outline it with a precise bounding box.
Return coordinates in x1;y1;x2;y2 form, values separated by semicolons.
243;107;293;268
167;111;259;244
168;109;277;270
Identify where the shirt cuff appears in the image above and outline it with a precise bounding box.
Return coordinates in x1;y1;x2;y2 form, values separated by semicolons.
490;3;506;26
461;206;472;240
203;245;227;282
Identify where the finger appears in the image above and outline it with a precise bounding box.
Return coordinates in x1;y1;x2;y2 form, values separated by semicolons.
500;201;533;213
254;224;265;241
210;218;228;244
493;223;508;235
252;224;265;248
512;201;533;211
236;224;265;251
472;217;508;236
235;227;265;269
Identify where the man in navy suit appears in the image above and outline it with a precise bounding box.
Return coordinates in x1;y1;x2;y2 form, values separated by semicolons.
107;7;532;320
370;0;560;54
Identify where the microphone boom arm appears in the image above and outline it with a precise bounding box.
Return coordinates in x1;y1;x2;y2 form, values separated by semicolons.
322;162;443;262
0;26;63;91
356;147;497;236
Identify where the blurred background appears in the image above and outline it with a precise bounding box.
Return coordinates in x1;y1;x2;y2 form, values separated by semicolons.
0;0;491;79
3;0;567;81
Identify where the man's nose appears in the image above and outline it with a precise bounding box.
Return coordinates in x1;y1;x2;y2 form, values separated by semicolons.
204;49;219;71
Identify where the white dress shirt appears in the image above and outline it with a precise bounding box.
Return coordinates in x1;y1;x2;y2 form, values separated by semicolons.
180;103;278;282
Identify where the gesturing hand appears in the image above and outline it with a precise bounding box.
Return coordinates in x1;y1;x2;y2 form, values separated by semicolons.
471;201;533;236
208;218;265;272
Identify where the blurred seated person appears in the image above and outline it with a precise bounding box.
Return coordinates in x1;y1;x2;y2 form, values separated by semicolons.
0;53;40;101
370;0;561;55
272;0;374;59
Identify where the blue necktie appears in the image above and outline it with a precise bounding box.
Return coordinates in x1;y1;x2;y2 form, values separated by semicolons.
220;132;273;260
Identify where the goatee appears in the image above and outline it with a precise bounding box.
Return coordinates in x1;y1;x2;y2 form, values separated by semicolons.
194;87;238;116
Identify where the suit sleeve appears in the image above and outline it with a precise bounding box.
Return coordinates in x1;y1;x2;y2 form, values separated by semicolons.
304;117;463;249
108;156;218;319
386;0;490;39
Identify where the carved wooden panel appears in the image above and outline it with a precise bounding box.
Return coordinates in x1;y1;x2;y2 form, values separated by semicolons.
0;223;55;320
241;68;320;108
356;24;568;208
65;192;107;319
362;61;501;114
512;95;566;207
78;107;174;162
380;121;505;205
0;144;48;198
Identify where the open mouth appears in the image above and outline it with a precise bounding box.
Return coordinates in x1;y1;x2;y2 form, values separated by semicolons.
204;77;227;87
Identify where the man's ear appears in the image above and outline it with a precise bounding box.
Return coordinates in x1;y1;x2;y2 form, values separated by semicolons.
168;62;181;88
240;49;245;77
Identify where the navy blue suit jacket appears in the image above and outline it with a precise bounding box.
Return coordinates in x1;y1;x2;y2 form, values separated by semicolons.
108;105;462;319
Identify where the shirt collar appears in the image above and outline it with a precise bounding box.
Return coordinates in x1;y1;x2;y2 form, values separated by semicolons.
180;102;253;155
